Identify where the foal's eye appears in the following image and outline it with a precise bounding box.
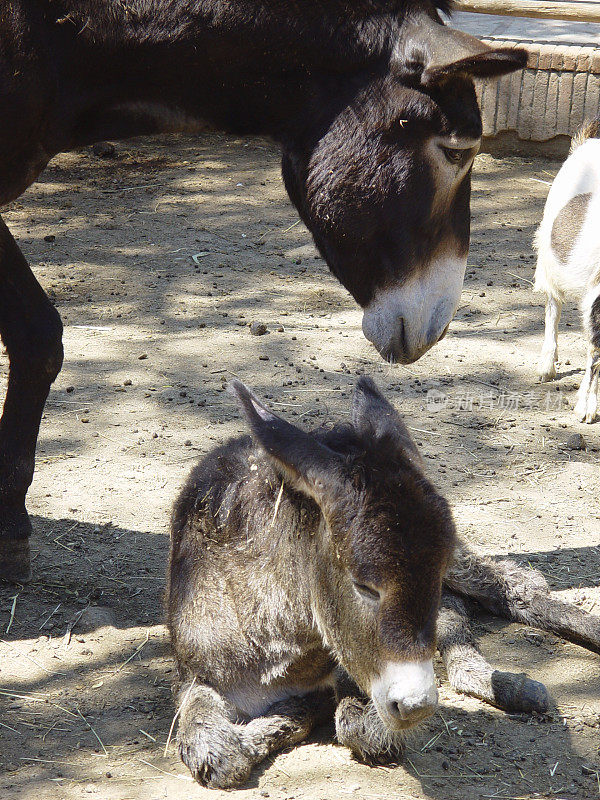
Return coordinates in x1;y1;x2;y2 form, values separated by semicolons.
440;146;465;165
352;581;381;603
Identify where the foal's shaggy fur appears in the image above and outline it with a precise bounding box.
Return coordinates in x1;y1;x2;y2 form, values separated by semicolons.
167;379;600;788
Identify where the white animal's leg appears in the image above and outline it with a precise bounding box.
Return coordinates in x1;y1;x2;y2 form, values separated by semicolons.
538;294;562;382
576;286;600;422
574;345;600;423
588;356;600;423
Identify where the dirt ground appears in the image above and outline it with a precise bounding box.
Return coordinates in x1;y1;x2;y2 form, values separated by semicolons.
1;133;599;800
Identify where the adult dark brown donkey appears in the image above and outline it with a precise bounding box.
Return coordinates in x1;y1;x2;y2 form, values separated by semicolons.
168;378;600;788
0;1;525;582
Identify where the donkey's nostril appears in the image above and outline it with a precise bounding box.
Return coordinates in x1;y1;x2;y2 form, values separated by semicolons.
388;695;437;724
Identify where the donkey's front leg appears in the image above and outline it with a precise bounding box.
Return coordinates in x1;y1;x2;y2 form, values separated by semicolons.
177;681;330;788
177;681;256;788
334;670;404;765
438;592;549;713
446;543;600;655
244;690;334;760
0;216;63;582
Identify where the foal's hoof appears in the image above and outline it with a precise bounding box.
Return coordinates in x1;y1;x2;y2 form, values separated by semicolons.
178;725;254;789
491;670;549;714
0;509;32;584
335;697;404;766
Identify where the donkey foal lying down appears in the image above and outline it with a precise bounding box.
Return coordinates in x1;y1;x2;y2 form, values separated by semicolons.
167;378;600;788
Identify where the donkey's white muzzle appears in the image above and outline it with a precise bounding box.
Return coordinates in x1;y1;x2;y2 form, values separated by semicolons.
361;257;466;363
371;660;438;730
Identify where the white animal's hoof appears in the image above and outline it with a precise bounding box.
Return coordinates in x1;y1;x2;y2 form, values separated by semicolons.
538;360;557;382
574;397;594;423
585;405;598;424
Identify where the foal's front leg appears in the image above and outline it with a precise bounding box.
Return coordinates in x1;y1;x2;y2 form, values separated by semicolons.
0;216;64;582
438;592;549;713
177;680;330;788
334;670;404;765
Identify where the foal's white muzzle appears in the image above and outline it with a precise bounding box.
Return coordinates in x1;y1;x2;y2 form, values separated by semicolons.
361;256;466;363
371;660;438;730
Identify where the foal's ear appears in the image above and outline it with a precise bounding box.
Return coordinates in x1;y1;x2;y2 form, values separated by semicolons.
229;380;343;500
351;376;423;468
398;11;527;87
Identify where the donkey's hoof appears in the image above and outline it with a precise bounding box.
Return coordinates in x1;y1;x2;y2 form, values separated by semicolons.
491;670;549;714
178;726;254;789
335;697;404;766
0;509;32;583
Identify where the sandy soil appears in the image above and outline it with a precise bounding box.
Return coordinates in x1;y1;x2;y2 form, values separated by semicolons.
0;134;599;800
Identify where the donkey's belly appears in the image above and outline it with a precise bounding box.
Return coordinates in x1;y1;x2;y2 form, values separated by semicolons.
225;646;336;718
225;673;335;718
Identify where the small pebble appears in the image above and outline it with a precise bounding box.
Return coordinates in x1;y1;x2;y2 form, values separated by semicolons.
92;141;116;158
123;379;132;386
44;234;56;243
184;439;192;447
66;386;75;393
138;353;148;360
250;322;268;336
75;605;118;633
566;433;585;451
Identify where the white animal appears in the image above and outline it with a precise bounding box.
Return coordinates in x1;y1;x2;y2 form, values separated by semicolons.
534;120;600;422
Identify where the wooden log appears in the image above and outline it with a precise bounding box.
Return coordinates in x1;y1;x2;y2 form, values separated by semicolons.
456;0;600;23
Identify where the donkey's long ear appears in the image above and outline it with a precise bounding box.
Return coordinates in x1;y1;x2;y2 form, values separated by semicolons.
399;11;527;87
351;377;424;469
229;380;343;500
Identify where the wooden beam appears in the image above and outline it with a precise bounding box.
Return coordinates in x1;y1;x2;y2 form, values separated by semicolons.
456;0;600;23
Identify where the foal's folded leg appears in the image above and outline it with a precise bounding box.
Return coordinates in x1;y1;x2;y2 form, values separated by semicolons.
177;681;332;788
176;681;256;788
438;592;549;713
244;690;334;759
334;670;405;765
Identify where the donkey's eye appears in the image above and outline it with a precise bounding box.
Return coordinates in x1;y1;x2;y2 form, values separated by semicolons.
440;146;465;165
353;581;381;603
